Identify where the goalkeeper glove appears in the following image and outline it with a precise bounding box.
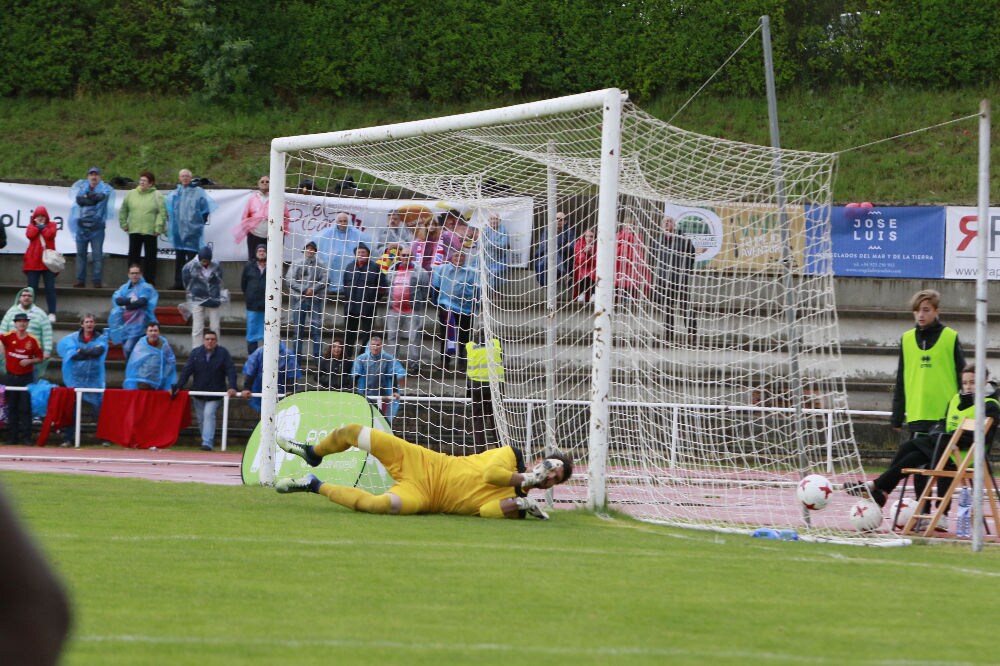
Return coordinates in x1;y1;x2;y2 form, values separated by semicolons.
514;496;549;520
520;458;564;490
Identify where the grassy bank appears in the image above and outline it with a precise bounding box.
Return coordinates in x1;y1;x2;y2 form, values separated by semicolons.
1;85;996;204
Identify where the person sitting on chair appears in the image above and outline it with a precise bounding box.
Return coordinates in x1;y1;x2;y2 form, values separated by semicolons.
845;364;1000;508
274;424;572;520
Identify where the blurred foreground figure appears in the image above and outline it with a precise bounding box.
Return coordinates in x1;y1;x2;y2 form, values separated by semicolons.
0;483;70;665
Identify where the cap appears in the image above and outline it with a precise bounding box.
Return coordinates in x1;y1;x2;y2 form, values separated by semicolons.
87;167;101;175
305;241;317;250
12;313;29;322
197;246;213;261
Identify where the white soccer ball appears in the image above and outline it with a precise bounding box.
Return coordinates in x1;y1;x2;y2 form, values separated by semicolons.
796;474;833;511
889;498;916;530
849;499;883;532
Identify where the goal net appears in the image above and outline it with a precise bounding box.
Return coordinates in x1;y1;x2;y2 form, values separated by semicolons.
261;89;899;543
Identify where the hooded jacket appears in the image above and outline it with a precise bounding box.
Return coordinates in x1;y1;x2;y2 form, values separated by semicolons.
23;206;59;273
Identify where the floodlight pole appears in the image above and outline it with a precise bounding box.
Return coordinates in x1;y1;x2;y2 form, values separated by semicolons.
762;14;810;526
972;99;990;552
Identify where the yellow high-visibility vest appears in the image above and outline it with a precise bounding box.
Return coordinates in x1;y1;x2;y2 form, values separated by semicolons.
466;339;503;383
901;327;957;423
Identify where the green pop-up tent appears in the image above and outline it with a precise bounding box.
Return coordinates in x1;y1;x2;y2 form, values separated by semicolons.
241;391;395;493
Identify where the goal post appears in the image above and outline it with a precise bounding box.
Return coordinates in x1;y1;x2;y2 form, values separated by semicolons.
261;88;896;542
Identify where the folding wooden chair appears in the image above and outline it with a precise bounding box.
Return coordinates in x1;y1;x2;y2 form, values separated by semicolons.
901;417;1000;538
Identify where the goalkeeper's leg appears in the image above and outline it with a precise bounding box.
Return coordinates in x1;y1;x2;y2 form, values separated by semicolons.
278;424;370;467
315;424;431;482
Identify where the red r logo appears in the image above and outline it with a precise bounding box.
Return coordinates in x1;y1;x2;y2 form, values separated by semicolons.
956;215;978;251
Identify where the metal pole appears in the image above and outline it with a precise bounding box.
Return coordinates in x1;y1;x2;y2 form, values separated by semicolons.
260;147;287;486
587;89;625;511
972;99;990;552
762;15;810;526
545;142;558;461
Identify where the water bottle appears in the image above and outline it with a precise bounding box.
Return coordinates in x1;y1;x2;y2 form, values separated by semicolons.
956;486;972;538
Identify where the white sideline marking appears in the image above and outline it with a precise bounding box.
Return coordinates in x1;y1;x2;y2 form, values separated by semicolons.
73;634;982;664
0;454;239;467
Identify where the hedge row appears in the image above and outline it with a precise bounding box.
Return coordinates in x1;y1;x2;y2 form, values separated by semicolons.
2;0;997;103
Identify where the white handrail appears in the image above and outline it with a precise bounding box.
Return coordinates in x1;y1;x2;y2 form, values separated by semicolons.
8;384;895;453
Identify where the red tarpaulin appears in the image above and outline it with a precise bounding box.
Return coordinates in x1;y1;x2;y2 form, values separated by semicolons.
96;389;191;449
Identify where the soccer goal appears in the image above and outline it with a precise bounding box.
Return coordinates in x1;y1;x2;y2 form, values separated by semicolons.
259;88;898;543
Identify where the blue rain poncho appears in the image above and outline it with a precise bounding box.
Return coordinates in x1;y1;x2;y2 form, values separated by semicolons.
123;336;177;391
165;184;218;252
431;261;480;315
108;279;158;345
57;329;109;409
242;342;300;412
315;224;371;294
352;346;405;422
68;179;116;235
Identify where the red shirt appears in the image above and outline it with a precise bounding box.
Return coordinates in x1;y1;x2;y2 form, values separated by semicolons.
1;331;43;375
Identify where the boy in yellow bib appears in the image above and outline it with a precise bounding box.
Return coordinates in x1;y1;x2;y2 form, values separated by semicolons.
275;424;572;519
891;289;966;437
848;364;999;509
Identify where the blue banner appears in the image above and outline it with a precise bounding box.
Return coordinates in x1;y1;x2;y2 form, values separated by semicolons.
806;205;945;278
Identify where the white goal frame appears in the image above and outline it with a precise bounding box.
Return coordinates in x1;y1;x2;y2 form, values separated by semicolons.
259;88;627;510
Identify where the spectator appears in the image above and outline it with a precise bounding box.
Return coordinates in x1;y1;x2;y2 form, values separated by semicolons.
0;313;44;444
118;171;167;286
384;247;421;370
123;322;176;390
341;243;385;359
375;210;414;258
233;174;290;261
68;167;115;288
166;168;217;290
352;335;406;423
317;338;353;391
534;211;576;287
431;250;479;370
572;227;597;303
466;334;503;452
173;330;239;451
181;246;226;352
56;313;108;446
439;209;469;261
411;218;446;321
286;241;329;362
23;206;59;321
1;287;53;380
109;265;159;359
615;219;651;300
315;211;371;296
242;341;300;413
481;212;511;290
241;245;267;354
652;215;697;338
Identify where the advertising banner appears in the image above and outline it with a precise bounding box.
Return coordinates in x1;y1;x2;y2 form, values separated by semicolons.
241;390;395;490
0;182;534;266
943;206;1000;280
820;205;945;278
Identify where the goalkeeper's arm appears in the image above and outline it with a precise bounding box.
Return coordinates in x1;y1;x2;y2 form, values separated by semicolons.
481;461;556;490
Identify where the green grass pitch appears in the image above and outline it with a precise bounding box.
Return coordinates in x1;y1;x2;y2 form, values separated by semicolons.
5;471;1000;665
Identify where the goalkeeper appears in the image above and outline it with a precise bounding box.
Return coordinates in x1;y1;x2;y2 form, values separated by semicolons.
275;424;572;520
